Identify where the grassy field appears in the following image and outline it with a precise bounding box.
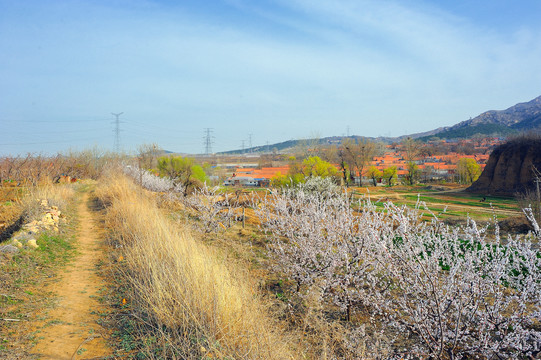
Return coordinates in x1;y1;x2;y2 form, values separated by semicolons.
348;184;521;223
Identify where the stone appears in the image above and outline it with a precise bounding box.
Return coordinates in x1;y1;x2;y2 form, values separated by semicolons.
12;239;23;248
17;233;31;241
27;239;38;249
0;245;19;254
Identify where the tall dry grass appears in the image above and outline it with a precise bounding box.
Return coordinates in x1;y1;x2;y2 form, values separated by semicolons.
96;174;295;359
21;183;76;219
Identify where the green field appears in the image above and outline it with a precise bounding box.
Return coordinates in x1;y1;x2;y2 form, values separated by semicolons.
350;185;521;223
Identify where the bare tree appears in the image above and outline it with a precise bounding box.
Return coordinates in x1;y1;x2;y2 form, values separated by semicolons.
401;137;422;185
341;138;377;186
137;143;162;170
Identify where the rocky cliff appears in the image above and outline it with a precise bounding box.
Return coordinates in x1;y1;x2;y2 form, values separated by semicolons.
467;136;541;196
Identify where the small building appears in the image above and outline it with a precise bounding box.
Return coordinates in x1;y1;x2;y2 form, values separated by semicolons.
223;176;258;187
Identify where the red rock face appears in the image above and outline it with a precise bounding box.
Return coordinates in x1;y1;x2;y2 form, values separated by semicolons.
467;138;541;196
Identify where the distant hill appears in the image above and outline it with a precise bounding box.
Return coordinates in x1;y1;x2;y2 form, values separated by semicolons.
217;95;541;154
218;136;383;155
418;95;541;141
218;139;303;155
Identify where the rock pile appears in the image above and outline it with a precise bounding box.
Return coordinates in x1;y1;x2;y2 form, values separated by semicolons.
0;199;65;253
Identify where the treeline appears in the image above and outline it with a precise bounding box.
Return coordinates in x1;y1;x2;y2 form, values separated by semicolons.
269;137;483;186
0;149;121;186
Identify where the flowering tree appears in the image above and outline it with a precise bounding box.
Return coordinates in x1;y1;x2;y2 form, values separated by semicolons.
187;185;237;233
257;184;541;359
256;188;380;322
370;203;541;358
123;165;182;193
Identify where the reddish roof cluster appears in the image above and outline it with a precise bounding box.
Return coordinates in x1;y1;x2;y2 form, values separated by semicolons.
233;166;290;179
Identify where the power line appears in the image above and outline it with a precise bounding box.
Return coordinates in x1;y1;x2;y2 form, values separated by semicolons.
0;137;103;146
8;128;106;136
127;119;200;134
111;112;124;152
5;118;111;123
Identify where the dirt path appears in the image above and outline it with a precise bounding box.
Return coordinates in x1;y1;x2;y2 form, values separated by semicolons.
30;192;111;359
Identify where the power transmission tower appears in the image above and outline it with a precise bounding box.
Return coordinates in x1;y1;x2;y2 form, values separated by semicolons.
248;133;253;153
203;128;214;155
111;112;124;152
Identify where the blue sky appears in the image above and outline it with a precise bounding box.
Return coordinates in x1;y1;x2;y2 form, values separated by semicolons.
1;0;540;155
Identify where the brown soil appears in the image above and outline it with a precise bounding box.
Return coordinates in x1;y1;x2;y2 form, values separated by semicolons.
30;192;111;359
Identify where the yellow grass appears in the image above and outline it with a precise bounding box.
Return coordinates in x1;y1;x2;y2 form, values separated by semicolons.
96;174;295;359
0;187;23;228
21;182;76;217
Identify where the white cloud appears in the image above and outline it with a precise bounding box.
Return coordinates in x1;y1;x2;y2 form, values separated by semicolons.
1;0;541;154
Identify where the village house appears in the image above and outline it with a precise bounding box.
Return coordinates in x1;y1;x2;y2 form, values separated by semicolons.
223;166;289;187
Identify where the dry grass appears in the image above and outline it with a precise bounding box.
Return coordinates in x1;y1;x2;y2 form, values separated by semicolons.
96;174;295;359
1;183;76;241
0;187;24;235
20;183;76;222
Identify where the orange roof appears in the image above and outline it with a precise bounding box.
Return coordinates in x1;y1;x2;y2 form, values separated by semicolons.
234;166;291;179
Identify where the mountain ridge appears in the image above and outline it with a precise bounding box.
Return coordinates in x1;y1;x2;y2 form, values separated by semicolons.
217;95;541;154
418;95;541;140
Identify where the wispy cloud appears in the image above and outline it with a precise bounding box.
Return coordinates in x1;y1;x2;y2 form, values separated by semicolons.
1;0;540;154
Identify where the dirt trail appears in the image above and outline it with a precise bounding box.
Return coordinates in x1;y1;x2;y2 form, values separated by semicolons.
31;192;111;359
